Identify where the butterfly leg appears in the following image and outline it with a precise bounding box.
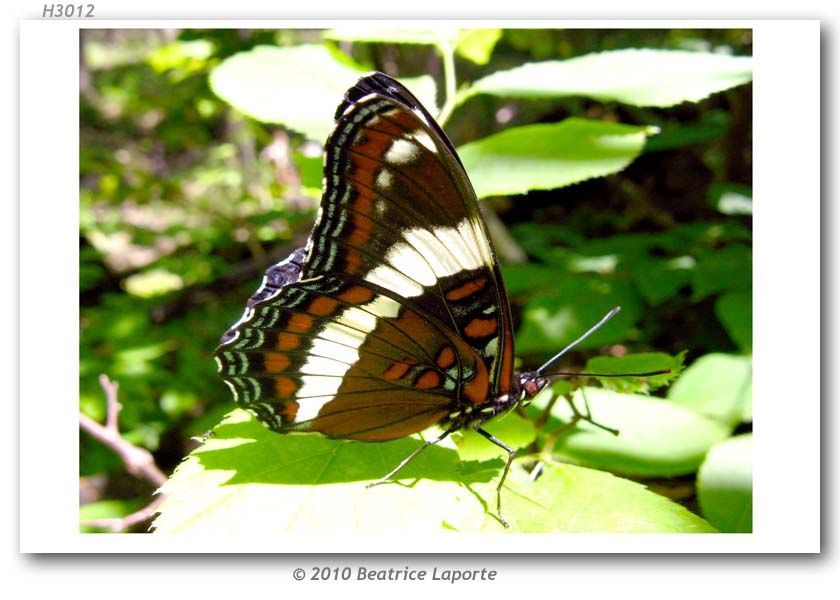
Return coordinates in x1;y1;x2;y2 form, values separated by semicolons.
366;428;453;490
476;428;515;528
575;388;620;436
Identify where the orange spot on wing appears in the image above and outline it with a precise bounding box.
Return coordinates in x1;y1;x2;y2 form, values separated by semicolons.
415;370;441;390
343;249;363;274
308;296;339;317
338;285;375;305
497;330;515;395
436;346;456;369
352;188;375;213
274;376;297;398
464;318;498;339
264;353;290;373
463;368;489;405
446;277;487;301
276;333;300;351
287;313;314;333
382;359;414;381
348;213;373;247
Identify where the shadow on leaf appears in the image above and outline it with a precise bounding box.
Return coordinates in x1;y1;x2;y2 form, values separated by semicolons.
193;415;501;487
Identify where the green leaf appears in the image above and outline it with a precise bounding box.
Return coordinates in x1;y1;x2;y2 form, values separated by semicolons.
453;412;537;461
455;29;502;65
715;291;752;352
147;39;215;75
716;291;752;351
584;352;684;394
210;45;437;142
465;49;753;107
459;118;656;198
697;434;752;533
152;410;714;533
668;353;752;424
549;388;731;477
292;150;324;195
632;256;695;305
500;263;564;296
123;268;184;298
691;244;752;301
514;277;643;356
644;110;730;152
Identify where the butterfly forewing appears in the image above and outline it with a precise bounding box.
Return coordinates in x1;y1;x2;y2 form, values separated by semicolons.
216;72;516;442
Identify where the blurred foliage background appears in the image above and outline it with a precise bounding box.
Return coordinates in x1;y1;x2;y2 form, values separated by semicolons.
80;28;752;533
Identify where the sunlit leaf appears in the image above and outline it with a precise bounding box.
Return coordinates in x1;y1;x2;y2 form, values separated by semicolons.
147;39;215;74
160;389;200;419
697;434;752;533
453;412;537;461
455;29;502;64
547;388;731;477
210;45;437;141
668;353;752;425
123;268;184;298
465;49;752;107
152;410;714;533
459;118;656;198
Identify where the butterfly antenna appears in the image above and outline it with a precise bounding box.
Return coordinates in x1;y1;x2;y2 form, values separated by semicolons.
535;307;622;376
546;369;671;380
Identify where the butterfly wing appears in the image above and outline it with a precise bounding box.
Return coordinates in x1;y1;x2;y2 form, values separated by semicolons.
216;73;515;441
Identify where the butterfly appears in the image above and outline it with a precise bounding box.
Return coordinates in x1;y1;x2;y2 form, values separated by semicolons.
216;72;616;527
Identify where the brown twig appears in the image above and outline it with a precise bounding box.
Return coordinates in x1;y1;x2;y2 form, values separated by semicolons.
79;374;168;532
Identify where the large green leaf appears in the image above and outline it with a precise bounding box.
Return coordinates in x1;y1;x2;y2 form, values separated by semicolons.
697;434;752;533
668;353;752;424
209;45;437;142
458;118;656;198
548;388;731;477
152;409;714;534
465;49;752;107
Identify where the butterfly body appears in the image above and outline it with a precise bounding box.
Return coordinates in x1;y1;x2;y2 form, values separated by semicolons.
216;72;548;525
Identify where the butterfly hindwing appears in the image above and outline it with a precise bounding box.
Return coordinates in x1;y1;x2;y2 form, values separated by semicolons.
217;273;491;440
